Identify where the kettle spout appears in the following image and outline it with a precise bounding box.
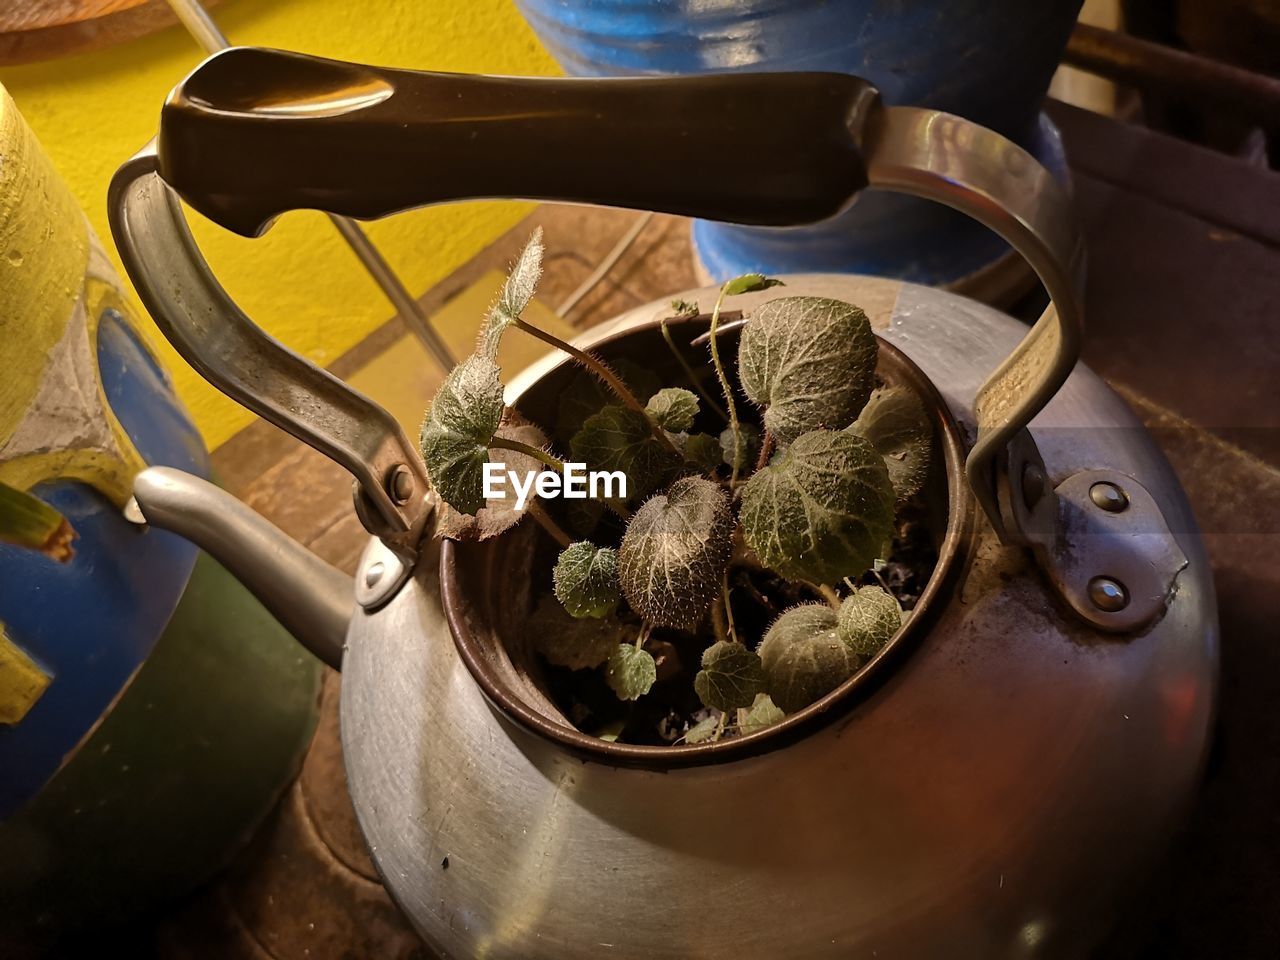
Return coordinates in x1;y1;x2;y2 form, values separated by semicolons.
127;467;350;669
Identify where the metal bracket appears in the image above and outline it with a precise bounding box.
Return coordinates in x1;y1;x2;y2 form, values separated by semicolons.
1000;432;1187;633
354;535;414;612
354;489;436;610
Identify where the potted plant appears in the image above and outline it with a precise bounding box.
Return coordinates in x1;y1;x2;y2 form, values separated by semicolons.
423;230;941;745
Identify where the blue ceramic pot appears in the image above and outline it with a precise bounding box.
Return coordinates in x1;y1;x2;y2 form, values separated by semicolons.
0;87;321;943
515;0;1082;284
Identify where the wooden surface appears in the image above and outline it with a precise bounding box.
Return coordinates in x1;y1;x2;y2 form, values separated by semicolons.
94;103;1280;958
0;0;223;65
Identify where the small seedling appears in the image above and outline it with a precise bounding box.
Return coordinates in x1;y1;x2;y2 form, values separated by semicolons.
421;230;933;745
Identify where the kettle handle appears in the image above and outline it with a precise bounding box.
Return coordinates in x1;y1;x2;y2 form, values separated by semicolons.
110;47;1083;544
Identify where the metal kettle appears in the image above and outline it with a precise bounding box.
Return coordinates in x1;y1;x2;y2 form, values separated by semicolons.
109;48;1217;959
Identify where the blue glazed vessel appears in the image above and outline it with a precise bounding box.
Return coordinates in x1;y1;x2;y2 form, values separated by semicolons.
0;87;322;943
515;0;1082;284
0;309;207;816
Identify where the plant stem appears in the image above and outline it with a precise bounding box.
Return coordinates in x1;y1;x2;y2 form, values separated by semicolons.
635;623;652;649
872;567;892;594
661;319;728;421
488;435;630;519
710;595;729;645
514;317;641;409
814;583;842;609
512;317;679;456
707;284;743;485
721;570;739;644
488;435;565;471
754;429;776;473
526;501;572;548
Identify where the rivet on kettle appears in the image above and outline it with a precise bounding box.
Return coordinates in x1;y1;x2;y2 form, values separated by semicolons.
365;561;386;589
1089;481;1129;513
1022;462;1047;510
388;464;415;504
1088;576;1129;612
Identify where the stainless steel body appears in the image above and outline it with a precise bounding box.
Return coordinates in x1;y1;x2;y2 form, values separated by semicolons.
108;50;1218;960
340;276;1216;959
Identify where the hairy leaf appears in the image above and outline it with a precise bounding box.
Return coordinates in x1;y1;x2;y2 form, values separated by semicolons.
434;418;547;541
740;429;895;584
646;387;699;433
678;432;723;474
837;585;903;659
480;228;544;358
737;296;878;443
847;385;932;501
553;541;622;619
555;360;662;445
420;353;505;514
529;596;629;670
737;693;786;735
605;643;657;701
758;604;862;713
684;715;721;743
618;477;732;629
571;405;680;504
719;423;761;472
694;640;766;711
722;273;784;296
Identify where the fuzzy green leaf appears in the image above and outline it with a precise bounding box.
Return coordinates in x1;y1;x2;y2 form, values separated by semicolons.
480;228;544;358
684;715;721;743
434;418;547;541
847;385;932;501
618;477;732;629
722;274;784;297
740;429;895;584
529;596;628;670
737;693;786;735
0;481;75;561
553;542;622;619
737;296;878;444
570;404;680;504
646;388;700;433
837;585;903;659
719;423;761;472
605;643;657;701
556;373;608;445
694;640;766;711
758;604;862;713
420;353;505;515
669;299;700;318
554;360;662;445
678;432;723;474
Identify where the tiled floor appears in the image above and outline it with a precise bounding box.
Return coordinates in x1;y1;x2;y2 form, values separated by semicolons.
154;103;1279;959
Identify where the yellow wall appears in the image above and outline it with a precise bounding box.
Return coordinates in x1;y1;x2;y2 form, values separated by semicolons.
0;0;557;448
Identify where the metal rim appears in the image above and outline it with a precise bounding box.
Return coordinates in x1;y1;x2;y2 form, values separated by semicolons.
439;314;977;770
